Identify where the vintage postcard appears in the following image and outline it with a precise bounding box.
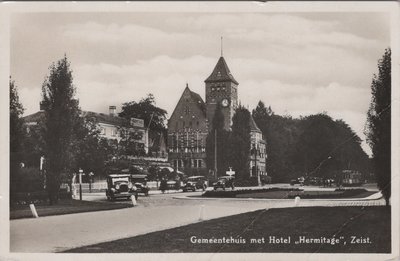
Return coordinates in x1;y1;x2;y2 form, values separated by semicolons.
0;1;399;261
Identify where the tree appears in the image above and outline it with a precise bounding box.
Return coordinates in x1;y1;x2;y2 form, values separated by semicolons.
253;101;369;183
120;94;167;132
253;102;300;182
41;55;81;204
119;94;168;155
118;128;145;157
252;101;273;119
206;103;230;177
365;48;391;206
10;77;25;200
293;114;337;178
229;106;251;180
73;117;111;179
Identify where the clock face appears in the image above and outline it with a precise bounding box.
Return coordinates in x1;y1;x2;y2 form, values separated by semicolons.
221;98;229;107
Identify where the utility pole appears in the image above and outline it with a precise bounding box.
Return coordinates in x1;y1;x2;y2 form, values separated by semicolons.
214;129;217;179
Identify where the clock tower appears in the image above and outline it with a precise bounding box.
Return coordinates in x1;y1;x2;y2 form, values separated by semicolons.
205;56;238;130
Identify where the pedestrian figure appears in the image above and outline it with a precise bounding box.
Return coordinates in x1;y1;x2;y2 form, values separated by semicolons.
160;178;167;193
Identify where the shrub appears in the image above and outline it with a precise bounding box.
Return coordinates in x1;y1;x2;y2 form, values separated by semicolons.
202;187;302;198
235;177;258;187
287;189;368;199
12;190;71;205
15;167;44;193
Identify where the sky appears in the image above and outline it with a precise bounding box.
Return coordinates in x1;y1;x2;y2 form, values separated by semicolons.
10;12;391;155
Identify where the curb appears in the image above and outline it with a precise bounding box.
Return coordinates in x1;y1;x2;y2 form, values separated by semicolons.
173;192;384;202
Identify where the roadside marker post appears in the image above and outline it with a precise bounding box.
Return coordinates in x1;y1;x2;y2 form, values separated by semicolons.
199;204;205;221
295;196;300;207
131;195;137;206
29;204;39;218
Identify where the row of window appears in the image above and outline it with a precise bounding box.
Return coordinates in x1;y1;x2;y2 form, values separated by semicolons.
211;86;226;92
175;120;200;129
169;147;206;153
174;159;203;169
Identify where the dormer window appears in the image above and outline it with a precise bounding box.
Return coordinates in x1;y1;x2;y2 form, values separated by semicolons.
217;72;221;77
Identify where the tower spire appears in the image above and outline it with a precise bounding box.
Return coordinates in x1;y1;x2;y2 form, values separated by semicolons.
221;36;223;57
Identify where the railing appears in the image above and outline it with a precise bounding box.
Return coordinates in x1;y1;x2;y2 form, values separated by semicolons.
72;182;108;193
126;156;168;162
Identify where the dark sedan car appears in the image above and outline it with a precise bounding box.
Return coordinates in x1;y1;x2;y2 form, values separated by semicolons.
131;174;150;196
182;176;207;192
213;176;235;190
106;174;138;201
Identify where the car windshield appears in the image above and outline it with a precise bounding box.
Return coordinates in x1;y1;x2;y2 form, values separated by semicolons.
111;177;129;185
188;177;202;182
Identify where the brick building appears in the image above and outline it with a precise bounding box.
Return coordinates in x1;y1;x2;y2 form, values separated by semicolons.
167;84;208;176
168;54;267;180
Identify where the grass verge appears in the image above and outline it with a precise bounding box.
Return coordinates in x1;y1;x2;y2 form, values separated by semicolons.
10;199;132;219
203;188;375;199
65;206;390;253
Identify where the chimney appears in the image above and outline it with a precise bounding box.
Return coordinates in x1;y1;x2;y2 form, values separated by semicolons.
109;106;116;116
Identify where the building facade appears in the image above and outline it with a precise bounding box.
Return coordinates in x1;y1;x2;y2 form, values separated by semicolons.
249;116;267;180
23;105;150;154
168;55;267;179
82;107;149;154
167;85;209;176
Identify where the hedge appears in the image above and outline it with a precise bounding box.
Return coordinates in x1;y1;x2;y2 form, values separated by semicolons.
202;187;303;198
12;190;71;205
287;189;368;199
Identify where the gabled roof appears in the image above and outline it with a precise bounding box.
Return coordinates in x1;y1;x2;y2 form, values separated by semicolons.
169;85;206;121
188;88;206;116
82;111;130;127
249;115;261;132
23;110;137;128
205;56;238;85
23;111;45;123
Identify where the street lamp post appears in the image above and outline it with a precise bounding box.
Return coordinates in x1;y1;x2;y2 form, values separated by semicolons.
88;172;94;193
78;168;83;201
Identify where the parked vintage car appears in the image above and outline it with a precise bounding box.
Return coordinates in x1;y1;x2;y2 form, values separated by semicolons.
106;174;138;201
182;176;208;192
290;176;305;186
131;174;150;196
213;176;235;190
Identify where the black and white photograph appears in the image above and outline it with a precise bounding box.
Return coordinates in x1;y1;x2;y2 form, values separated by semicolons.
1;2;399;260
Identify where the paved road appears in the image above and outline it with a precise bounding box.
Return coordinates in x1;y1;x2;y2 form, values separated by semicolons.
10;193;269;253
10;191;385;253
